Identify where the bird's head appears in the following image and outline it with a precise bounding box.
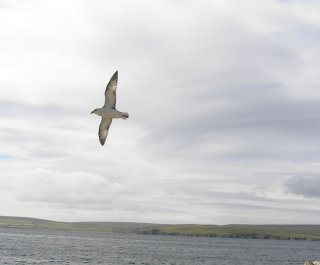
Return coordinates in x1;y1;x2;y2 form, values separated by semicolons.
91;108;97;114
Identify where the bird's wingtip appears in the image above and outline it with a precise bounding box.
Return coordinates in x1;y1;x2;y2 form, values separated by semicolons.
110;70;118;80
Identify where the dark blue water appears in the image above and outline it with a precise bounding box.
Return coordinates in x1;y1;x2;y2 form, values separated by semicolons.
0;228;318;265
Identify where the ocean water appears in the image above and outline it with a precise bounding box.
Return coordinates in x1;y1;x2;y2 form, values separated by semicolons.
0;228;318;265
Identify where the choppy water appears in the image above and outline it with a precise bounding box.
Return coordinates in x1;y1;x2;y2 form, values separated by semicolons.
0;228;319;265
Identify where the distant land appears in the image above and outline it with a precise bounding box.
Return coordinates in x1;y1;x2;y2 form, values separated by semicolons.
0;216;320;241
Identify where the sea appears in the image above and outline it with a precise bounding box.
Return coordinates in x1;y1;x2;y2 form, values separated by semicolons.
0;227;318;265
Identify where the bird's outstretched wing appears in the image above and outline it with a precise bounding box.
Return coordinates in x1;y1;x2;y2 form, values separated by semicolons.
104;71;118;108
99;118;113;146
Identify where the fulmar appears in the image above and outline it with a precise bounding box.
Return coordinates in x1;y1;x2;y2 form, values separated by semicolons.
91;71;129;145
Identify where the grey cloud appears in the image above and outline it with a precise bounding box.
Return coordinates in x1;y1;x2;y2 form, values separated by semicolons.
137;36;320;161
0;100;78;120
127;21;307;147
2;0;320;224
285;176;320;198
141;76;320;164
0;126;74;160
0;100;97;160
18;193;117;211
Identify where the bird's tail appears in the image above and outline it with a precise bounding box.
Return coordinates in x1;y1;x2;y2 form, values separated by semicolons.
121;112;129;119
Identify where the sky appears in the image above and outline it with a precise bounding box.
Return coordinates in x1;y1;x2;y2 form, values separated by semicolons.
1;0;320;224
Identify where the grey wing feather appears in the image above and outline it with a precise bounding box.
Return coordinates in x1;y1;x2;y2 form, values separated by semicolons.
99;118;113;146
104;71;118;108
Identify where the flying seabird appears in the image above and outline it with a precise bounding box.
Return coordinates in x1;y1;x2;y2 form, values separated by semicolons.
91;71;129;145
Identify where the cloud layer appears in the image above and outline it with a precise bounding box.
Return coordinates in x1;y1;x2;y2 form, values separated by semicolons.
1;0;320;224
286;176;320;198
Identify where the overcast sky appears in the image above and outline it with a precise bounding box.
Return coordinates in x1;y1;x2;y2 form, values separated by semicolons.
1;0;320;224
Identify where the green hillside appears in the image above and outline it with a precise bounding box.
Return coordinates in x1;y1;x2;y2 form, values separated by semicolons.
141;224;320;240
0;216;319;241
0;216;162;233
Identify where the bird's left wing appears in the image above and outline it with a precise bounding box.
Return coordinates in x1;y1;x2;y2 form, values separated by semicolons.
104;71;118;108
98;118;113;146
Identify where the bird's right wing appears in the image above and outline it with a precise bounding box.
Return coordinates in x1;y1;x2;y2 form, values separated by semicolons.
98;118;113;146
104;71;118;108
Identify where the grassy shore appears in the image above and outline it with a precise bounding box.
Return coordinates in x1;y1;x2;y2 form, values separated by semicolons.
0;216;319;241
142;224;320;240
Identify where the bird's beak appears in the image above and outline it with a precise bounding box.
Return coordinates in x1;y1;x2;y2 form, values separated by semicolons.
90;110;94;114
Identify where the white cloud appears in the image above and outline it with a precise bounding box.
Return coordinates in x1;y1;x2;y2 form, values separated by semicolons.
1;0;320;224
